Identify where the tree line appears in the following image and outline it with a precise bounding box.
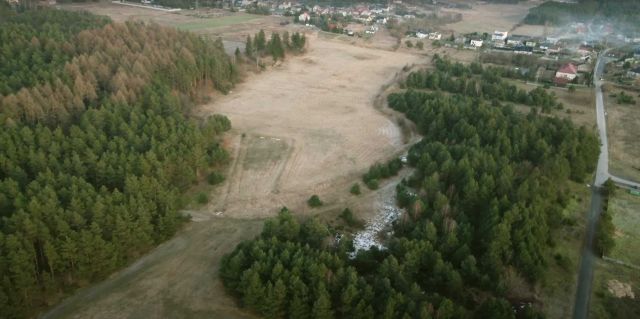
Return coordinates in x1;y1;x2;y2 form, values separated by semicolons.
524;0;640;30
0;8;237;317
404;55;561;113
220;57;599;317
244;29;306;63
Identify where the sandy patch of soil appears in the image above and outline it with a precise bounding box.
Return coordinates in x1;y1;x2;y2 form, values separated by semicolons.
607;280;635;299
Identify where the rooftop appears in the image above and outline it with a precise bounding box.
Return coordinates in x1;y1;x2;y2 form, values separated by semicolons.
558;63;577;75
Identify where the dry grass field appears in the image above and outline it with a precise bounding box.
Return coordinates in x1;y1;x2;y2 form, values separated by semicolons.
604;88;640;182
441;1;538;34
201;36;421;218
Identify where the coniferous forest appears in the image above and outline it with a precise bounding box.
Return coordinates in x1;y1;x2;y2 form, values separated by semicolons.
0;6;236;317
220;56;600;318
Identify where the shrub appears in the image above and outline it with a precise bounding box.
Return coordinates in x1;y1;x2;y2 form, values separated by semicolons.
350;183;361;195
365;179;379;190
207;172;225;185
197;192;209;204
340;208;363;228
554;253;572;271
307;195;323;207
405;40;413;48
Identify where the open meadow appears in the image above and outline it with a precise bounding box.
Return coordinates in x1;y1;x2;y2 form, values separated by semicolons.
604;87;640;181
440;1;537;34
201;36;421;218
589;191;640;318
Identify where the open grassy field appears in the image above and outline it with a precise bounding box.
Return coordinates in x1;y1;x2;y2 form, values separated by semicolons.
200;36;421;219
440;1;537;34
511;82;596;128
590;260;640;318
589;190;640;318
607;191;640;266
604;87;640;182
537;182;591;318
176;14;260;31
43;216;264;319
61;3;290;43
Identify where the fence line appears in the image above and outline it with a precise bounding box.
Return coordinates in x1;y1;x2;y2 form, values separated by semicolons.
602;255;640;270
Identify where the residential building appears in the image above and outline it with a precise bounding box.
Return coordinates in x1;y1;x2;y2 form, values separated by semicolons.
514;45;533;55
299;11;310;23
507;35;529;46
555;63;578;81
628;67;640;78
428;32;442;40
470;39;483;48
492;31;508;41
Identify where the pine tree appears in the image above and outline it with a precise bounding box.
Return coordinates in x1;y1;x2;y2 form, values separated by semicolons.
311;282;333;319
245;35;254;57
288;277;310;319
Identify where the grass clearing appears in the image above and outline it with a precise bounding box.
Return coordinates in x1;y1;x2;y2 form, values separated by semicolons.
589;190;640;318
538;182;591;319
590;260;640;318
607;191;640;266
604;87;640;182
176;14;260;31
511;82;596;129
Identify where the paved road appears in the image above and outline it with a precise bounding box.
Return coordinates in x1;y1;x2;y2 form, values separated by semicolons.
572;51;640;319
592;53;640;189
572;188;604;319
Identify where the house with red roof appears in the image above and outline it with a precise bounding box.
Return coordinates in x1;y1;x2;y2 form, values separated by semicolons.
555;63;578;81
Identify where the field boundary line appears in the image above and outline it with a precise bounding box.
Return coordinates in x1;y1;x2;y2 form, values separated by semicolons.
111;1;181;12
602;255;640;270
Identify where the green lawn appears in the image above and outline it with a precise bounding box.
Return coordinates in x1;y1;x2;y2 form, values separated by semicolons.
176;14;260;31
607;190;640;266
590;260;640;319
538;182;590;318
588;190;640;319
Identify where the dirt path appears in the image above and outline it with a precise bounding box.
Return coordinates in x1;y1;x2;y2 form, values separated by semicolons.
41;34;422;318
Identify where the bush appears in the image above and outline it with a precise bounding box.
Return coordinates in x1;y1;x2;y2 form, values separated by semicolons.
405;40;413;48
416;41;424;50
350;183;361;195
340;208;363;228
307;195;323;207
554;253;572;271
207;172;225;185
196;192;209;204
365;179;379;190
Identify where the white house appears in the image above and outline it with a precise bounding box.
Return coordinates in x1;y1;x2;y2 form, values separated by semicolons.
428;32;442;40
628;67;640;78
470;39;483;48
492;31;508;42
555;63;578;81
299;12;310;23
416;31;428;39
